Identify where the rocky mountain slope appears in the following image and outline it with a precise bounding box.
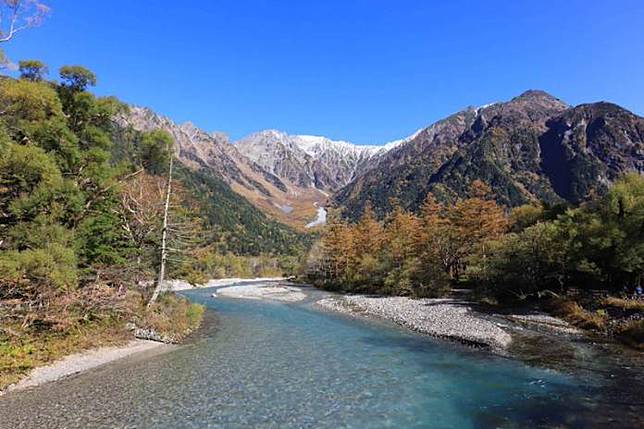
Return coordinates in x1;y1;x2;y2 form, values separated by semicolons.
117;107;329;229
117;91;644;229
335;90;644;219
235;130;402;191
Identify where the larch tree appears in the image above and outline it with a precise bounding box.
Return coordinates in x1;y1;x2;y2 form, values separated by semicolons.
448;180;508;279
417;192;459;278
320;216;351;281
354;203;384;258
385;202;421;269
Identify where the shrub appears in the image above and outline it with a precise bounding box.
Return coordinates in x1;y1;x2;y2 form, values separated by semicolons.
0;244;78;297
550;299;607;331
602;297;644;312
139;293;204;342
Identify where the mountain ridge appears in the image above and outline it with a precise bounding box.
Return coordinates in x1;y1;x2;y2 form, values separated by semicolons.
335;90;644;219
234;129;406;191
118;90;643;227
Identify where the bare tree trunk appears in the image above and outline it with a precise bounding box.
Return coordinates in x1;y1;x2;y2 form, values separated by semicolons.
148;156;173;307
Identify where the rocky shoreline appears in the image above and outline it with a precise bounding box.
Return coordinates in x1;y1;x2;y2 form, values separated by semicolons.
2;340;172;395
317;295;515;351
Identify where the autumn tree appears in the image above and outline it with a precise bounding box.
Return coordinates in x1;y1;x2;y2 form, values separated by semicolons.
353;203;384;256
385;202;420;269
416;192;459;278
448;180;508;279
119;172;166;264
321;217;352;281
351;203;385;283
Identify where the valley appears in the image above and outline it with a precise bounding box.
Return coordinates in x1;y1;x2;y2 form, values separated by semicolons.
120;89;644;230
1;2;643;428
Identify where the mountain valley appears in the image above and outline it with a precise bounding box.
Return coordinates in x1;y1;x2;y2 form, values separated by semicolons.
121;90;644;226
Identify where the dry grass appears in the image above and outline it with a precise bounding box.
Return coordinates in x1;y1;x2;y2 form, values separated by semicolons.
602;296;644;311
0;287;204;390
550;299;608;331
0;321;129;391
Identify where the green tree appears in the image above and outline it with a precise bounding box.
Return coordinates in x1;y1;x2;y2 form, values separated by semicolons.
59;65;97;91
18;59;48;81
138;129;173;175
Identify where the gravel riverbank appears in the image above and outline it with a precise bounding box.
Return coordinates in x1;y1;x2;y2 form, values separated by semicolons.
317;295;513;351
217;284;306;302
2;340;172;395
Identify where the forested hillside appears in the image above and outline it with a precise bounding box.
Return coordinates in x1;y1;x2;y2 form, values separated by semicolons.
173;165;310;255
0;62;304;388
112;123;309;256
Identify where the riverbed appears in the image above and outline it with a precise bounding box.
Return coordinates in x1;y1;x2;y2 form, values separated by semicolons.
0;282;642;428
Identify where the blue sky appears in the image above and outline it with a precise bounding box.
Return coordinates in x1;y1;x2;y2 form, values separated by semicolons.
5;0;644;144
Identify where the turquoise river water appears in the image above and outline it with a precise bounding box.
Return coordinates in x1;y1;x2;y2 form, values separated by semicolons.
0;282;642;428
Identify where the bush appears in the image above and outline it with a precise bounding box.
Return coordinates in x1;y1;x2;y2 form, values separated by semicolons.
602;297;644;312
139;293;204;342
0;244;78;296
549;299;607;331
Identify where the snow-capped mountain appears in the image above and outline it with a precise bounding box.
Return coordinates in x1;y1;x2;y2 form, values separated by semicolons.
235;130;406;191
116;108;332;229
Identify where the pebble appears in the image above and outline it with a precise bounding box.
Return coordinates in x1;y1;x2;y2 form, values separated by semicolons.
316;295;512;350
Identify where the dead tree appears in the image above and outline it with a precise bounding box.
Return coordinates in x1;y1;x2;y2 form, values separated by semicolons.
0;1;50;43
148;155;173;306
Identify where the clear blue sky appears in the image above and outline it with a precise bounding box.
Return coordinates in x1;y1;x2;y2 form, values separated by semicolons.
5;0;644;144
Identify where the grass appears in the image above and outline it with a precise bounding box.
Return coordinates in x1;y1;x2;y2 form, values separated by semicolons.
601;296;644;311
0;320;129;391
138;293;204;342
549;299;608;331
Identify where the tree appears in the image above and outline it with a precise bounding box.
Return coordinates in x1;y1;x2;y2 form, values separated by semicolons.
0;1;49;71
119;172;166;261
138;129;173;175
448;180;508;279
148;147;174;306
0;0;50;43
318;216;351;281
385;202;420;269
354;203;383;253
475;221;572;300
0;78;63;123
417;192;460;278
59;65;97;91
18;59;47;81
509;203;545;232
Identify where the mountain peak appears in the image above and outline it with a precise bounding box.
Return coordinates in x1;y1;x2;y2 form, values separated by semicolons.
513;89;567;106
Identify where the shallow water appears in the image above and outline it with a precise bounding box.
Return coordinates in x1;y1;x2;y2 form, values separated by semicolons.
0;284;641;428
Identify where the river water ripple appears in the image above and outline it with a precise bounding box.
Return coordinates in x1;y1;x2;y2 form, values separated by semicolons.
0;283;642;428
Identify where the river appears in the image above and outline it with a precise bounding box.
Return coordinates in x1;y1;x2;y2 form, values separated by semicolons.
0;282;642;428
305;204;327;228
